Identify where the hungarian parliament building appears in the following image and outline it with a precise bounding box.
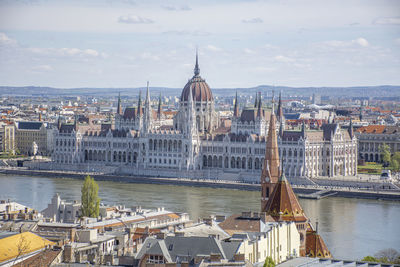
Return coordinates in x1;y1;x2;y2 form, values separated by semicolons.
52;55;358;182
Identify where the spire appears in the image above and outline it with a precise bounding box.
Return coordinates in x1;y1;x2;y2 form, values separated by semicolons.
271;90;275;114
278;169;287;182
279;119;284;138
145;81;150;106
138;90;142;116
254;92;258;108
348;119;354;139
157;92;162;120
301;121;306;137
194;48;200;76
74;114;78;131
277;91;283;120
117;92;122;115
233;91;239;117
257;92;262;118
143;81;152;133
261;93;281;212
57;112;62;130
187;87;196;135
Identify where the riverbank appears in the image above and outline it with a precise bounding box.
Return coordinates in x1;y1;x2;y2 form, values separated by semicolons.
1;168;400;201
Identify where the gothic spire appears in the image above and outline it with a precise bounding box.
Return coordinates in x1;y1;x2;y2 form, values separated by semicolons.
138;90;142;116
349;118;354;139
117;92;122;115
261;93;280;211
254;92;258;108
194;49;200;76
277;91;283;120
257;92;262;118
233;91;239;117
157;92;162;120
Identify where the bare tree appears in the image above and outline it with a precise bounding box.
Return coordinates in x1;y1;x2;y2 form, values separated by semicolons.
12;234;31;266
375;248;400;263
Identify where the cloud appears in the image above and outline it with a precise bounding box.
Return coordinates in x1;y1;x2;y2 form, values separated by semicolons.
162;5;191;11
162;30;211;36
274;55;295;63
118;15;154;24
244;48;255;54
373;17;400;25
205;45;222;52
242;18;263;24
395;38;400;45
0;32;17;46
254;66;276;72
324;37;369;48
31;65;53;72
28;47;104;58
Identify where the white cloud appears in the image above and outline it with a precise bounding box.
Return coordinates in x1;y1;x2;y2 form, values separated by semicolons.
242;17;263;23
244;48;255;54
373;17;400;25
274;55;295;63
162;5;191;11
0;32;17;46
205;45;222;52
324;37;369;48
254;66;276;72
28;47;103;58
354;38;369;47
118;15;154;24
31;64;53;72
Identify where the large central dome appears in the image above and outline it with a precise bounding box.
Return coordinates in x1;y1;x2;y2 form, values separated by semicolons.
180;53;213;102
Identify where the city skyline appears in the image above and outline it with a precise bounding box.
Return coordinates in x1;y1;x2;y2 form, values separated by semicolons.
0;0;399;88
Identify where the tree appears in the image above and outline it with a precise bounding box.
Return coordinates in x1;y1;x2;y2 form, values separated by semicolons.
380;143;391;165
81;175;100;218
362;256;377;262
389;158;399;172
13;234;31;266
375;248;400;264
263;257;275;267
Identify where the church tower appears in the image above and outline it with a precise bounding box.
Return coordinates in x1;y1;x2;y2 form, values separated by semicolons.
261;96;280;211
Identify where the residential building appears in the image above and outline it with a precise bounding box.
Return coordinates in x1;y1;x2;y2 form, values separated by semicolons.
14;121;49;155
0;123;14;154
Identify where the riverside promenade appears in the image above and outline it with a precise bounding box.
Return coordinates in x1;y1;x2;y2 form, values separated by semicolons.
1;167;400;201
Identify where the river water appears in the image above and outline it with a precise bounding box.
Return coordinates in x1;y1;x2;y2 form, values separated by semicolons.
0;174;399;260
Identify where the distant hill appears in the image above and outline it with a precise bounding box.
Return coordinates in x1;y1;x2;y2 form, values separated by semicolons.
0;85;399;98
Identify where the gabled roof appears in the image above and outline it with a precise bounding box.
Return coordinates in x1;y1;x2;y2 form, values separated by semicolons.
306;231;332;258
264;173;308;222
356;125;400;134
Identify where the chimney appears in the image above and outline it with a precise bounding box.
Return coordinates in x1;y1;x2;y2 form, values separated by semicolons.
234;254;245;262
210;254;221;262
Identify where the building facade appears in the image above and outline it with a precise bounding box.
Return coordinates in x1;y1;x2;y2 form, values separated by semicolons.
0;123;15;154
51;55;357;181
356;125;400;162
14;121;49;155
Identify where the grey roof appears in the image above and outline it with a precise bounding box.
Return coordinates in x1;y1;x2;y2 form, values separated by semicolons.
17;121;43;130
136;236;235;263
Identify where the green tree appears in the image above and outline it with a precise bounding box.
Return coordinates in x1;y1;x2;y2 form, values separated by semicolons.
362;256;377;262
81;175;100;218
389;158;399;172
263;257;275;267
380;143;391;164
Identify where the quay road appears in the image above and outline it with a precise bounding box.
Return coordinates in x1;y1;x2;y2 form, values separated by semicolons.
1;167;400;201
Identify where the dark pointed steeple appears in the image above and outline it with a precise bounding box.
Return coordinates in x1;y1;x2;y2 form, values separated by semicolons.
277;91;284;120
233;91;239;117
157;92;162;120
254;92;258;108
301;121;306;137
348;119;354;139
117;92;122;115
257;92;262;118
138;90;143;116
194;49;200;76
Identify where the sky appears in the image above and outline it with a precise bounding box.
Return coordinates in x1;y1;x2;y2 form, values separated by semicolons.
0;0;399;89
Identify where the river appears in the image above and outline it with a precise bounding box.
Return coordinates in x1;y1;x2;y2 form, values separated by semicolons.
0;174;399;260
